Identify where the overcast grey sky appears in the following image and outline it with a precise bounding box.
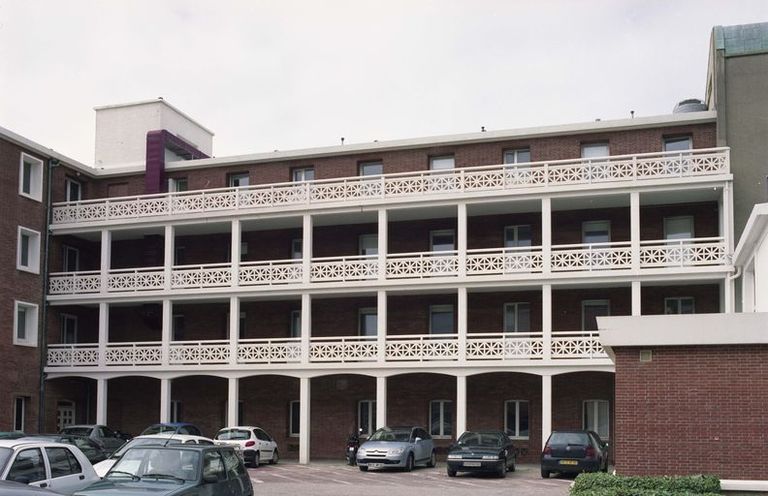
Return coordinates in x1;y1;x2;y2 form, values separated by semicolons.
1;0;767;165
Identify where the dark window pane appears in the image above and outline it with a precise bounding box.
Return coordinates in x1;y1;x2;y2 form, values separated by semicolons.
9;449;46;483
519;402;529;437
20;234;29;267
291;402;300;435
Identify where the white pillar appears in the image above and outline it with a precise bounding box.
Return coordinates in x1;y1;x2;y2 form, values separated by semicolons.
630;192;640;272
541;374;552;448
161;300;171;366
227;377;239;426
723;182;734;253
100;229;111;293
542;198;552;275
542;284;552;359
378;209;388;281
302;214;313;285
743;265;755;313
231;219;241;288
377;291;387;363
164;225;174;291
376;376;387;429
299;377;311;464
631;281;642;316
457;287;467;362
300;293;311;364
160;378;171;423
98;303;109;367
229;296;240;365
456;375;467;437
96;378;108;425
723;279;735;314
457;203;467;277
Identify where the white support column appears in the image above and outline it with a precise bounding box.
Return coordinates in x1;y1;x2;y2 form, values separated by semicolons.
377;290;387;363
302;214;313;285
376;376;387;429
96;378;108;425
542;284;552;360
631;280;642;316
457;203;467;278
231;219;241;288
456;375;467;437
100;229;111;293
743;265;755;313
541;374;552;449
723;182;734;254
160;378;171;423
299;377;311;464
722;279;735;314
161;300;171;366
164;225;174;291
378;209;388;281
227;377;239;426
457;287;468;362
630;192;640;272
300;293;311;364
229;296;240;365
98;302;109;367
541;198;552;275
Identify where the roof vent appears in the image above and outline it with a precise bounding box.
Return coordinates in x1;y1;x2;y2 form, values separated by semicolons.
673;98;707;113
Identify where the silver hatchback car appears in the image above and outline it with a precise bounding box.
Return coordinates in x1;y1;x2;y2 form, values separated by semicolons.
356;427;436;472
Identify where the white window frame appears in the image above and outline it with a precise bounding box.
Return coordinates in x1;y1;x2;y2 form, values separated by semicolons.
663;136;692;152
291;239;303;260
664;296;695;315
664;216;695;241
62;245;80;272
14;301;38;347
65;177;82;202
504;225;532;248
503;302;531;333
289;400;300;437
358;234;378;256
358;307;378;336
503;148;531;165
430;229;455;252
581;299;610;331
583;399;610;439
13;397;25;432
582;220;611;245
358;400;376;436
504;400;530;439
292;167;315;182
170;400;182;422
580;143;610;159
429;304;454;334
228;172;249;188
61;314;78;344
429;155;455;171
359;161;383;177
290;310;301;338
429;399;452;438
17;226;41;274
168;177;189;193
19;153;43;202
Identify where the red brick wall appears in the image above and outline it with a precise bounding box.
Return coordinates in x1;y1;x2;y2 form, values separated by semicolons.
613;345;768;479
552;372;615;443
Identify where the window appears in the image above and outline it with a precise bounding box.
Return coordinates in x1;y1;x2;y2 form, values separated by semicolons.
62;246;79;272
13;397;25;431
168;177;188;192
56;401;75;431
663;136;692;152
19;153;43;201
583;400;610;439
430;229;455;252
504;400;530;439
61;314;77;344
503;148;531;164
291;239;303;260
429;400;453;437
14;301;38;347
65;178;82;202
664;216;694;241
582;300;610;331
226;311;247;339
290;310;301;338
665;297;695;314
429;155;455;171
292;167;315;182
358;234;378;256
359;308;377;336
46;447;82;478
172;314;185;341
504;303;531;332
202;451;226;483
359;161;383;177
171;400;182;422
504;225;532;248
289;400;300;436
430;305;454;334
581;143;609;159
7;448;46;484
17;226;41;274
228;172;249;188
358;400;376;436
582;220;611;244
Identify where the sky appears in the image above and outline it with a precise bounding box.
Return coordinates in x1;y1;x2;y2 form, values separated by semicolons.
1;0;767;165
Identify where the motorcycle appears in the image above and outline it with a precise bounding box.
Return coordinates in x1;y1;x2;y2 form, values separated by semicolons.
346;429;362;465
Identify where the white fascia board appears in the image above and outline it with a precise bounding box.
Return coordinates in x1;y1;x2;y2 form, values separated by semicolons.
94;98;215;136
733;203;768;266
0;124;94;176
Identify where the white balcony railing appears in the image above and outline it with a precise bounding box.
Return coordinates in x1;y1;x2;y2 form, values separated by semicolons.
50;148;730;226
45;332;607;369
639;237;728;267
551;242;633;272
386;252;459;279
107;267;165;292
311;255;378;283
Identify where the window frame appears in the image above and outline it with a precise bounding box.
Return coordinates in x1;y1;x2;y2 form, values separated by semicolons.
14;300;38;347
292;167;315;183
290;310;301;338
429;399;453;438
358;400;377;437
503;302;531;333
504;400;530;440
61;314;78;344
581;299;610;332
429;155;455;171
62;245;80;272
289;400;300;437
13;397;25;432
663;135;692;153
663;215;695;241
430;229;456;253
664;296;695;315
17;226;41;274
227;172;250;188
359;161;383;177
503;148;531;165
581;220;611;245
65;177;82;202
580;142;610;159
168;177;189;193
358;307;378;337
583;399;610;439
504;225;532;248
358;234;378;256
429;304;455;334
19;153;43;202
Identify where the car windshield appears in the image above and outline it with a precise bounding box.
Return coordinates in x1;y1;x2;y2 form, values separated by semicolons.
216;429;250;441
61;427;91;436
113;438;182;458
549;432;590;446
458;432;503;448
0;448;12;472
108;448;199;482
368;428;411;442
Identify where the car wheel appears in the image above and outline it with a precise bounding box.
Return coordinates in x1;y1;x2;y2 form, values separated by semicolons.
359;465;368;472
427;450;436;468
509;462;515;473
498;460;507;478
447;468;456;477
541;468;550;479
270;450;279;465
253;451;260;468
404;453;414;472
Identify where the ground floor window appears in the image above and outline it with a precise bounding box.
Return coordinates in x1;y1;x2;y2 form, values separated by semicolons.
56;400;75;431
13;397;25;431
429;400;452;438
504;400;529;439
289;400;300;437
358;400;376;436
583;399;609;439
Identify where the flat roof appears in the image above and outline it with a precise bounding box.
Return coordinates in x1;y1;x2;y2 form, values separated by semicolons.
94;98;216;136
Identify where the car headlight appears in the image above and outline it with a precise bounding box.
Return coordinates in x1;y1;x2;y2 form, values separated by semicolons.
388;448;405;455
481;455;499;460
447;454;463;460
357;449;365;456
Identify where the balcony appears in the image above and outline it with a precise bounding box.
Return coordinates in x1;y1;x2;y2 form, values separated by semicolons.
47;238;729;297
50;148;730;228
45;331;607;371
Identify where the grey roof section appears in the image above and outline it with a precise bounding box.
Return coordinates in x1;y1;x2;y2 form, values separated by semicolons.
714;22;768;57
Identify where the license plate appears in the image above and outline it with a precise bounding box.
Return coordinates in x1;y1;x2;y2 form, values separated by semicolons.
559;460;578;466
463;462;482;467
368;463;382;469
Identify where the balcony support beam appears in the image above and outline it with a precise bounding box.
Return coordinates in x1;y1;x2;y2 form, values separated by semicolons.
164;225;174;291
231;219;241;288
457;287;468;363
161;299;171;367
100;229;111;294
542;198;552;275
542;284;552;360
302;214;313;285
376;376;387;429
160;378;171;423
98;302;109;367
299;377;311;464
457;203;467;277
632;281;642;316
378;209;388;281
456;375;467;437
227;377;239;427
229;296;240;365
377;291;387;363
630;192;640;272
301;293;311;364
96;378;108;425
541;374;552;449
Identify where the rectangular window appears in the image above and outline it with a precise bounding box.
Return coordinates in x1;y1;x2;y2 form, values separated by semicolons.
359;161;383;177
291;239;303;260
292;167;315;182
65;178;82;202
358;400;377;436
503;149;531;164
19;153;43;201
228;173;249;188
504;225;532;248
359;308;377;337
14;301;38;347
430;229;455;252
170;400;182;422
168;177;189;192
582;300;610;331
358;234;378;256
663;136;692;152
430;305;454;334
290;310;301;338
429;155;455;171
172;314;185;341
429;400;453;437
581;143;609;159
61;314;77;344
665;297;695;314
13;397;25;432
289;400;300;436
504;400;529;439
503;303;531;332
664;216;694;241
17;226;41;274
583;399;610;439
62;246;80;272
582;220;611;244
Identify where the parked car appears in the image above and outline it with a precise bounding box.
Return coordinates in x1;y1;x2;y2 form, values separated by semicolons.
0;439;99;494
59;425;127;455
0;480;60;494
93;434;214;477
140;423;202;437
446;431;516;478
19;435;110;465
356;426;436;472
541;430;609;478
74;445;254;496
214;426;278;467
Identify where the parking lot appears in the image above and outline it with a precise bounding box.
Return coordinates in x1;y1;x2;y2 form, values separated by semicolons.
246;461;572;496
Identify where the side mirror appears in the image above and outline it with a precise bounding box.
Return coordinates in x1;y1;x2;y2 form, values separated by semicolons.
414;437;422;444
203;473;219;484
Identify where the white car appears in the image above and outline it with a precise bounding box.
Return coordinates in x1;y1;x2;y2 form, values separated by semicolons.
92;433;214;477
214;426;278;467
0;439;99;495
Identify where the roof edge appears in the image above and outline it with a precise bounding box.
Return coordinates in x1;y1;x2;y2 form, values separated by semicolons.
94;98;215;136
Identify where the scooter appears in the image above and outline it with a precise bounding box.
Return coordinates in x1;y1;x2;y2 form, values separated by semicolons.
346;429;362;465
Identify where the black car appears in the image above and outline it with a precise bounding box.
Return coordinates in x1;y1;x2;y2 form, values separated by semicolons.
541;430;609;478
446;431;516;478
19;435;110;465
